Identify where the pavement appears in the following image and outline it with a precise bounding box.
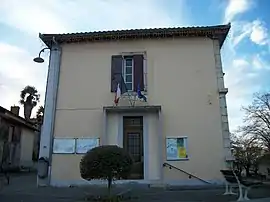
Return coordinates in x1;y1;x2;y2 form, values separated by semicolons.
1;173;270;202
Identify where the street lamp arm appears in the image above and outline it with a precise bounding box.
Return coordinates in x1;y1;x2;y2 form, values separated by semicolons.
38;47;50;57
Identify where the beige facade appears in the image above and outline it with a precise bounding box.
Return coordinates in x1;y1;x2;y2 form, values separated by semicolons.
48;30;232;186
20;128;35;167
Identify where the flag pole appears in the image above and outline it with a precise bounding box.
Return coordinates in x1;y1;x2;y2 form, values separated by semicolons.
119;74;134;106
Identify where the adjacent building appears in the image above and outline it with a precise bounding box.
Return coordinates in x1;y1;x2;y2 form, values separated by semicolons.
258;153;270;180
38;24;233;187
0;106;38;169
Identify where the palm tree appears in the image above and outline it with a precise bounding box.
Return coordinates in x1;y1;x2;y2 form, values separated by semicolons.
19;86;40;121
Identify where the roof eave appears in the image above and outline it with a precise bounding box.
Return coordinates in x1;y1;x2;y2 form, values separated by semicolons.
39;33;52;48
219;24;231;47
39;24;231;49
3;113;39;131
0;106;39;132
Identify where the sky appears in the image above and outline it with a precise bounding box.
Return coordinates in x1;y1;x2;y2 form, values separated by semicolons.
0;0;269;132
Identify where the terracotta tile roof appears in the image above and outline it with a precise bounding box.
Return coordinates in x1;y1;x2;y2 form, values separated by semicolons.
40;23;231;48
0;106;39;131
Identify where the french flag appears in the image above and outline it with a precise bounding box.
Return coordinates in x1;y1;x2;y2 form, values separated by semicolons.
114;83;121;105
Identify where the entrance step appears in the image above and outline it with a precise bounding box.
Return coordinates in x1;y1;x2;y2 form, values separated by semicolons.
167;184;224;191
148;181;168;189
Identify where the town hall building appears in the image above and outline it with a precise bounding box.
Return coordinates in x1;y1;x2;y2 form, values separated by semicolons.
37;24;232;187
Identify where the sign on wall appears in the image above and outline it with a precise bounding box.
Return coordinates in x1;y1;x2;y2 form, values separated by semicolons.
53;138;76;154
166;137;188;160
75;138;100;154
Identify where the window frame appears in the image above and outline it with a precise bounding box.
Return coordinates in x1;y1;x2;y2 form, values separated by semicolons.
118;52;147;94
166;136;189;161
122;56;134;92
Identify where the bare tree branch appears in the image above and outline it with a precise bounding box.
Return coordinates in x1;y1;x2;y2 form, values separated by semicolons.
230;133;263;176
239;92;270;151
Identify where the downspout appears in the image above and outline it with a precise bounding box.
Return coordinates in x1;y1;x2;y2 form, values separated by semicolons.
52;36;58;46
37;39;62;186
48;39;62;185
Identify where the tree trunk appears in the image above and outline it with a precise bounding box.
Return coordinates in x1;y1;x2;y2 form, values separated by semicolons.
108;176;112;197
235;163;242;174
246;165;251;177
239;167;242;175
254;167;258;175
24;104;33;121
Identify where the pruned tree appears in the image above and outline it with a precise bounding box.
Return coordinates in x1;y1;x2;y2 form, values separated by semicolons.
231;133;263;176
80;145;133;196
239;92;270;151
19;86;40;121
36;106;44;126
31;106;44;162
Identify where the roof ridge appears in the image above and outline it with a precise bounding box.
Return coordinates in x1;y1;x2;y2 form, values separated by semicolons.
41;23;231;36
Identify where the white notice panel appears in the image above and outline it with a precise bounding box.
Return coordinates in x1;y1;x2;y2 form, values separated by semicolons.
53;138;76;154
76;138;100;154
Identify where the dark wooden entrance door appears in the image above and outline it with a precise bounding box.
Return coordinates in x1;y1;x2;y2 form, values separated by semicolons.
123;116;143;179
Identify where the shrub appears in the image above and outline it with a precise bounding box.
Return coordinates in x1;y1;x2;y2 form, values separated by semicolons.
80;145;133;195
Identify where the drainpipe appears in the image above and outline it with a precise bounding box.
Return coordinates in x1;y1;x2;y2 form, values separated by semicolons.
37;43;61;186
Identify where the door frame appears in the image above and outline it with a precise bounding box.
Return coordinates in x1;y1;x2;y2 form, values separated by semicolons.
123;116;144;180
117;113;149;181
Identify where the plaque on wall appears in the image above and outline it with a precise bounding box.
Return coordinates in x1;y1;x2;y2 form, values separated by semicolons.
53;138;76;154
75;138;100;154
166;137;188;160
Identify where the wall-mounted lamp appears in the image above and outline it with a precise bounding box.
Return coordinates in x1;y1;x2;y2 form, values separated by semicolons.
33;47;50;63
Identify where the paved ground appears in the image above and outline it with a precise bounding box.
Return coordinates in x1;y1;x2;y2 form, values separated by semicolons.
1;173;270;202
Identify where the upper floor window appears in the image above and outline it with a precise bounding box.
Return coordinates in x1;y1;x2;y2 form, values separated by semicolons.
9;125;21;143
123;57;133;91
111;54;145;93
